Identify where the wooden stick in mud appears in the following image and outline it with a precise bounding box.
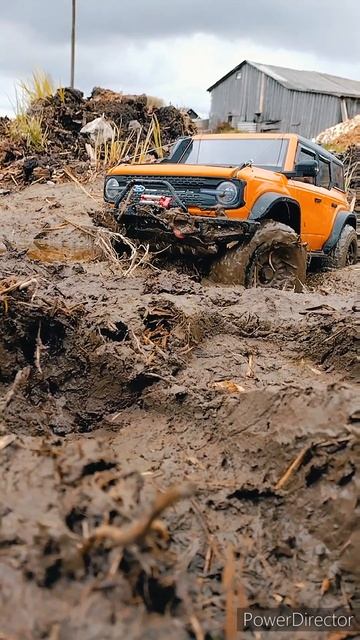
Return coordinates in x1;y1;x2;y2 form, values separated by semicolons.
87;483;195;547
223;546;237;640
275;445;311;490
62;167;102;204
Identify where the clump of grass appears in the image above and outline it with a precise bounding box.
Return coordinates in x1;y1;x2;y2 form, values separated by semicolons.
57;86;66;104
19;70;54;106
94;115;164;168
102;126;136;166
8;70;55;151
150;113;163;159
9;113;48;151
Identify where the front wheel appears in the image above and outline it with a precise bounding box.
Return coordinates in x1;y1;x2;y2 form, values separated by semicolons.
210;221;307;292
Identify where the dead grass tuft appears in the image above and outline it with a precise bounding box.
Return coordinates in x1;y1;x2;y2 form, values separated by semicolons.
19;70;55;106
9;113;48;151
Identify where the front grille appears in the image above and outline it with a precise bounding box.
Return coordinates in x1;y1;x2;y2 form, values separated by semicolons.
108;175;245;209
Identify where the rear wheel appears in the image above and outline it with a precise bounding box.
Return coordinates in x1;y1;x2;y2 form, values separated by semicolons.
322;224;358;270
210;221;307;292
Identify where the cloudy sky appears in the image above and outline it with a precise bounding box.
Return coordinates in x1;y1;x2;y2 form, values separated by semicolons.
0;0;359;117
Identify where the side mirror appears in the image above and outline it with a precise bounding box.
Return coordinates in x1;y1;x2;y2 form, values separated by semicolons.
294;160;319;178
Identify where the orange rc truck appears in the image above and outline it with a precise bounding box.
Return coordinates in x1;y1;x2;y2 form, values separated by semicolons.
103;133;358;289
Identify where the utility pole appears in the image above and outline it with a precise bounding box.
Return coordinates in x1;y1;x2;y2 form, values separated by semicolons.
70;0;76;88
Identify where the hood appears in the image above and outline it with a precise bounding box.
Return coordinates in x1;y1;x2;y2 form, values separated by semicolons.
108;162;244;180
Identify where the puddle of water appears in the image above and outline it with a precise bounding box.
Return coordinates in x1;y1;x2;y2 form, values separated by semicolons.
27;229;100;263
27;242;98;263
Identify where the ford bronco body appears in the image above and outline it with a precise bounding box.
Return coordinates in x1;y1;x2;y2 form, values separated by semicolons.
103;133;357;289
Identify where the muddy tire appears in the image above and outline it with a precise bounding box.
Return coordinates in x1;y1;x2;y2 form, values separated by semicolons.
322;224;358;270
210;221;307;292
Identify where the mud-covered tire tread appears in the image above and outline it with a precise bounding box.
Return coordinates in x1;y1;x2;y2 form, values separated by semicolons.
321;224;358;270
209;220;307;291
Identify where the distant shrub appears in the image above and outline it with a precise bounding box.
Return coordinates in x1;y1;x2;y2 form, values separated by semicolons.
146;95;166;109
214;121;238;133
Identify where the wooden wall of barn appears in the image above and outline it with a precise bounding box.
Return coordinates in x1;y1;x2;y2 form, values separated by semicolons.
209;62;360;138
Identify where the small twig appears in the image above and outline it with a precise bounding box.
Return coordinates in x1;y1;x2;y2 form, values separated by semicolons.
245;353;254;378
275;445;311;490
323;326;347;343
189;615;205;640
0;367;31;415
145;372;177;384
86;483;195;548
57;215;96;237
130;329;147;356
63;167;102;204
203;541;214;575
35;322;44;374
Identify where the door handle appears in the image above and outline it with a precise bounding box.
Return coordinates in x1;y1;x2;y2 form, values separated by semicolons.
314;198;322;203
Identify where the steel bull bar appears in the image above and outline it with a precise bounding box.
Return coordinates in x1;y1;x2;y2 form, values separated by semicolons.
113;178;258;255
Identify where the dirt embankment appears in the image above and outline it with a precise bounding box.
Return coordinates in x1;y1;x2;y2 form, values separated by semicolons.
0;87;197;188
0;183;359;640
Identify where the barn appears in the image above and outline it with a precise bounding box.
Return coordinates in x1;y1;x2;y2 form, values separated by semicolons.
207;60;360;138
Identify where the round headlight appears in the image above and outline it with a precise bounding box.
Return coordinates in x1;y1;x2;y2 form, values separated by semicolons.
216;181;238;205
105;177;121;201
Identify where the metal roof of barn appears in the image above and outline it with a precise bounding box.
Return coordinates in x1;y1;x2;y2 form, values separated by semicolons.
207;60;360;98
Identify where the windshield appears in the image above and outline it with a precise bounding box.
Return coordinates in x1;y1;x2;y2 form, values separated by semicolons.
179;138;288;170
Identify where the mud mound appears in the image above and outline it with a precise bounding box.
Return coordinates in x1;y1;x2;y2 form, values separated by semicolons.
0;87;196;187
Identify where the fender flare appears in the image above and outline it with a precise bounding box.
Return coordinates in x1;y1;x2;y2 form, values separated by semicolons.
322;211;357;254
249;192;301;232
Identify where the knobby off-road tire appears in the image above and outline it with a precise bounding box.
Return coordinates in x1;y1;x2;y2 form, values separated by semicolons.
322;224;358;270
210;220;307;292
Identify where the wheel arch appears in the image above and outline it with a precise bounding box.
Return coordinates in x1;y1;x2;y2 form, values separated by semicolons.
249;192;301;235
322;211;357;254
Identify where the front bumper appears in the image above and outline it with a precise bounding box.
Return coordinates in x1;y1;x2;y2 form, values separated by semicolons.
110;177;257;256
120;207;257;253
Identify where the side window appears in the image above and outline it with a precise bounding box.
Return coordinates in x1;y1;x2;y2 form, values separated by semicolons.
295;146;316;184
332;162;345;190
297;146;315;163
318;158;331;189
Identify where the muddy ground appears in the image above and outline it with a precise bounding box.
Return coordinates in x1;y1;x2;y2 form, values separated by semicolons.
0;181;359;640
